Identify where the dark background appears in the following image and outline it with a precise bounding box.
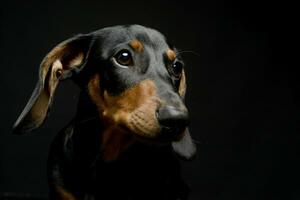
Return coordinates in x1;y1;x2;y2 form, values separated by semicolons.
0;0;298;199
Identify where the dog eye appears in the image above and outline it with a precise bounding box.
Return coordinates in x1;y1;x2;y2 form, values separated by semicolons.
170;61;183;78
114;50;133;67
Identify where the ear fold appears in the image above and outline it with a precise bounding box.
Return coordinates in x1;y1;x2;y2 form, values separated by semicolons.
13;34;93;134
172;69;197;160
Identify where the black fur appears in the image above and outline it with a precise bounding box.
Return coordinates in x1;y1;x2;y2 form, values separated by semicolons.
14;25;196;200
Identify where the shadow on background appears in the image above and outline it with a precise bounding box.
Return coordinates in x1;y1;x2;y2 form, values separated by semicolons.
0;0;297;200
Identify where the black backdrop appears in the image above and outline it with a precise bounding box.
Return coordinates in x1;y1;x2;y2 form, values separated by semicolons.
0;0;298;200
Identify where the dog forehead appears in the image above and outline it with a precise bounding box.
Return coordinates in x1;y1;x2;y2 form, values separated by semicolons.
128;25;168;48
92;25;169;53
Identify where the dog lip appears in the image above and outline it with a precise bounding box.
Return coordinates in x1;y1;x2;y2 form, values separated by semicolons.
133;133;183;144
127;124;186;144
159;125;186;140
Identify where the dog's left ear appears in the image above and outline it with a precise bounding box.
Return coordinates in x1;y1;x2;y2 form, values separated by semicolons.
172;70;197;160
13;34;94;134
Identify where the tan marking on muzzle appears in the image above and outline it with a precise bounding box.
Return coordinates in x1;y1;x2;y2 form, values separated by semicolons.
102;80;161;138
87;76;162;160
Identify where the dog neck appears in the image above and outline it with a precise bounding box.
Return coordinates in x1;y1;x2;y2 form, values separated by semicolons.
72;91;144;162
56;91;188;198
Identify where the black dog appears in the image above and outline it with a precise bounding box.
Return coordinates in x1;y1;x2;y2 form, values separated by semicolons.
13;25;196;200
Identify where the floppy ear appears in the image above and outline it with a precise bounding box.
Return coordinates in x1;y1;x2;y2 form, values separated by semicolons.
172;70;197;160
13;34;93;134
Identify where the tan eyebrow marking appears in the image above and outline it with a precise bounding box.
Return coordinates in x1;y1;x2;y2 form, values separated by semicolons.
129;40;144;52
166;49;176;61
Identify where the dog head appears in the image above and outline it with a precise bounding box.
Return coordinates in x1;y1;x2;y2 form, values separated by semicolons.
13;25;196;160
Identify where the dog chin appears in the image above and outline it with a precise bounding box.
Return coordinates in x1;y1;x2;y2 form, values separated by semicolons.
131;127;186;144
157;127;186;142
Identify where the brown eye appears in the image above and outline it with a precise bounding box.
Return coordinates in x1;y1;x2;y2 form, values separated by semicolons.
114;49;133;67
170;61;183;78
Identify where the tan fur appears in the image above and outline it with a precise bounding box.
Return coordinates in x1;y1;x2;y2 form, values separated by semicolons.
40;40;84;81
166;49;176;61
87;74;106;112
56;186;77;200
101;126;134;161
129;40;144;52
16;39;86;131
68;52;84;67
87;75;162;160
40;41;68;80
28;90;50;126
48;60;63;94
23;43;70;128
101;79;161;138
88;75;160;134
179;70;186;98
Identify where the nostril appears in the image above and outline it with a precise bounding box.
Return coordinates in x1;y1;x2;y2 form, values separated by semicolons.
157;105;189;130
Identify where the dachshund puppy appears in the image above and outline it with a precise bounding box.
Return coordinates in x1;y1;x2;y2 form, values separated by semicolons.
13;25;196;200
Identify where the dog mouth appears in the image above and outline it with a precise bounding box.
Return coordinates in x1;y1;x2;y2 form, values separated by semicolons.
128;126;186;144
128;111;161;139
158;125;186;141
126;111;187;143
100;89;188;143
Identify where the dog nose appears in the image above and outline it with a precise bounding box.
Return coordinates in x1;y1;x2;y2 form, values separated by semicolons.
156;105;189;135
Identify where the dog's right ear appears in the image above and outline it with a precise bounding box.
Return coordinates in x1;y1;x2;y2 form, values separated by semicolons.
13;34;94;134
